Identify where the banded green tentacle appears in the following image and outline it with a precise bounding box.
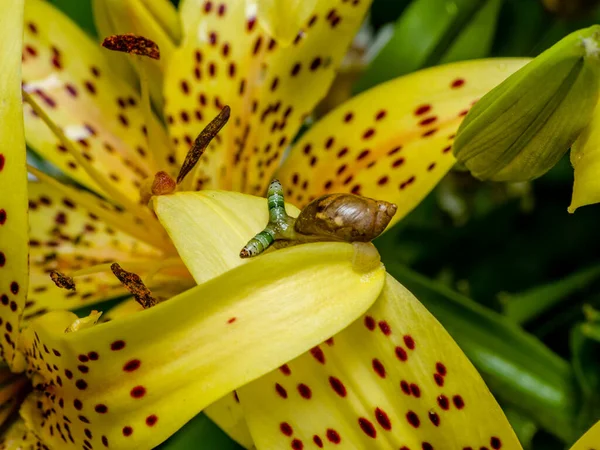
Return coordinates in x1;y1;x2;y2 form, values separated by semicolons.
240;180;295;258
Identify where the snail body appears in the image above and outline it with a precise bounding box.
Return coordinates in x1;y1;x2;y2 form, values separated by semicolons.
240;180;397;258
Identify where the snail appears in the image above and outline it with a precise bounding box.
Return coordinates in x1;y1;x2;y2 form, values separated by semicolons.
240;179;397;258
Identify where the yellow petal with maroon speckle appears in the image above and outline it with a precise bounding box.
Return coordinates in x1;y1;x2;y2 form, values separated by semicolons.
238;274;522;450
22;0;175;201
164;0;371;193
257;0;318;46
568;420;600;450
25;180;192;321
0;418;44;450
277;59;529;225
0;0;28;372
18;237;385;449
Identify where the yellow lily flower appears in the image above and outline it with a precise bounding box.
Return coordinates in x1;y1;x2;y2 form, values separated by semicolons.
5;0;598;448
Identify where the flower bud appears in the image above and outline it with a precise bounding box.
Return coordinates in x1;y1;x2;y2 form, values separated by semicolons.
453;26;600;182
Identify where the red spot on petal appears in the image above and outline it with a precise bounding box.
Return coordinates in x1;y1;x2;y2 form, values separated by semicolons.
279;364;291;375
275;383;288;398
280;422;293;436
291;439;304;449
451;78;465;88
415;104;432;116
406;411;420;428
434;373;444;387
326;429;341;443
0;154;4;171
410;383;421;398
453;395;465;409
436;362;447;376
130;386;146;398
94;404;108;414
111;340;125;351
358;417;377;438
0;209;6;225
313;435;323;447
375;408;392;430
329;376;347;397
403;335;415;349
378;321;391;336
395;346;408;362
364;316;376;330
122;426;133;437
428;411;440;426
227;317;236;324
310;346;325;364
372;358;386;378
437;395;449;410
490;437;502;449
419;116;437;126
400;380;410;395
297;383;312;399
123;359;141;372
146;415;158;426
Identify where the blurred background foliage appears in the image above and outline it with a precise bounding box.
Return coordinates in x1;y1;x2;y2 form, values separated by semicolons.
44;0;600;448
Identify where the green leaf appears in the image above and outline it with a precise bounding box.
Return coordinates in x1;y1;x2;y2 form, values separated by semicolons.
503;407;538;449
355;0;502;93
47;0;97;36
385;262;579;442
157;413;242;450
501;264;600;324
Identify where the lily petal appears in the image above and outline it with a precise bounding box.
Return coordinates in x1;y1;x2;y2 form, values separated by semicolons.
0;418;44;449
238;274;522;450
257;0;318;46
569;420;600;450
569;101;600;213
25;179;190;320
0;368;30;428
19;239;385;449
204;393;254;449
277;59;529;225
164;0;371;193
0;0;28;372
154;191;300;283
22;0;174;201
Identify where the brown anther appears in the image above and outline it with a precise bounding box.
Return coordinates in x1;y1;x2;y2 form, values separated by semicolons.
50;270;76;291
110;263;157;309
239;248;250;258
152;171;177;195
101;33;160;60
177;106;231;184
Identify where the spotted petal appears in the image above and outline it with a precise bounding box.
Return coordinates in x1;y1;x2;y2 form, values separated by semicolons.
165;0;371;193
22;0;175;203
257;0;318;45
0;0;27;372
238;274;522;450
277;59;529;224
25;177;191;321
19;235;384;449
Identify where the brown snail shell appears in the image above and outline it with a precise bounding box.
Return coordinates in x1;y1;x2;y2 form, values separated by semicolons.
294;194;397;242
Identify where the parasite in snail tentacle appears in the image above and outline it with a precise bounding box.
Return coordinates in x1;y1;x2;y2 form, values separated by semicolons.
240;179;397;258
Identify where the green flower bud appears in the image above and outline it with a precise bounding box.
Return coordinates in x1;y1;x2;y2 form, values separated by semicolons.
453;26;600;181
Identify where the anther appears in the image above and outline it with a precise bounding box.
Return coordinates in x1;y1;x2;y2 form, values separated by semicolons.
140;171;177;204
101;33;160;60
50;271;76;291
177;106;231;184
110;263;158;309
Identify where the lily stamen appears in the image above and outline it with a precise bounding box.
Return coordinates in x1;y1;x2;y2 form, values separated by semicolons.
139;170;177;204
110;262;158;308
177;105;231;186
49;270;75;291
101;34;162;174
